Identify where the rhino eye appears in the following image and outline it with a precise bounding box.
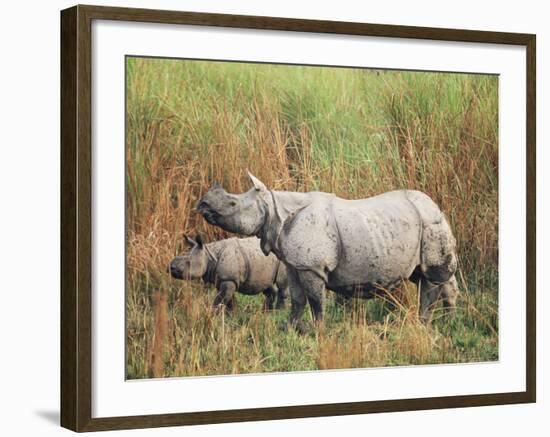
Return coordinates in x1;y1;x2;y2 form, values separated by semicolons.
229;200;237;207
198;201;209;210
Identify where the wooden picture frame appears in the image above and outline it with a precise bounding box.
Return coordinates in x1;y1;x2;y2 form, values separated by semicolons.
60;4;536;432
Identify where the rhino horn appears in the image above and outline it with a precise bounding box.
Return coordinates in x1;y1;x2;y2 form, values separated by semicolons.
247;170;267;192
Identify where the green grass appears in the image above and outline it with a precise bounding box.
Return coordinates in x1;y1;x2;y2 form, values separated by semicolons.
125;57;499;378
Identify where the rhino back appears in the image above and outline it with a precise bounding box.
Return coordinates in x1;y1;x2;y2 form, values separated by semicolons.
210;239;245;285
237;238;281;292
328;190;422;288
216;238;280;294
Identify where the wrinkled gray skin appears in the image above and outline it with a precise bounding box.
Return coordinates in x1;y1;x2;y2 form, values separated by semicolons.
170;235;288;311
197;173;459;332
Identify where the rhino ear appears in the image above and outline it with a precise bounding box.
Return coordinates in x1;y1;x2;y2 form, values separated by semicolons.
194;234;204;247
184;234;196;247
247;170;267;192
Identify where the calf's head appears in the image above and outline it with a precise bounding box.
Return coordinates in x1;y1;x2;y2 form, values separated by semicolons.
169;235;209;280
196;172;268;236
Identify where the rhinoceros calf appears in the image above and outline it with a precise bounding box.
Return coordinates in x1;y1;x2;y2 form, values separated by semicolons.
170;235;288;311
197;173;459;332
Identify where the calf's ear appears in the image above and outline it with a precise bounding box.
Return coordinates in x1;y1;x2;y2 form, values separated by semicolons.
195;234;204;247
184;234;196;247
247;170;267;192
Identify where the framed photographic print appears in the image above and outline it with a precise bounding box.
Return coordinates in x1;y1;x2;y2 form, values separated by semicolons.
60;4;536;432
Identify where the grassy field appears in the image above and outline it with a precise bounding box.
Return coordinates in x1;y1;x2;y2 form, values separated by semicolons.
125;57;499;379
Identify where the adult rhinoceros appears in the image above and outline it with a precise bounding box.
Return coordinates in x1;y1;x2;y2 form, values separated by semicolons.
197;173;459;332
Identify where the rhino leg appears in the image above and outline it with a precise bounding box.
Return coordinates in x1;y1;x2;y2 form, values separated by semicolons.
275;286;289;310
296;270;325;323
441;275;459;313
213;281;237;313
226;295;236;312
287;269;308;334
262;288;277;311
419;277;442;324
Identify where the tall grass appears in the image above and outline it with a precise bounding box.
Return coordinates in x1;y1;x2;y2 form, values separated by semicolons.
126;57;498;379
